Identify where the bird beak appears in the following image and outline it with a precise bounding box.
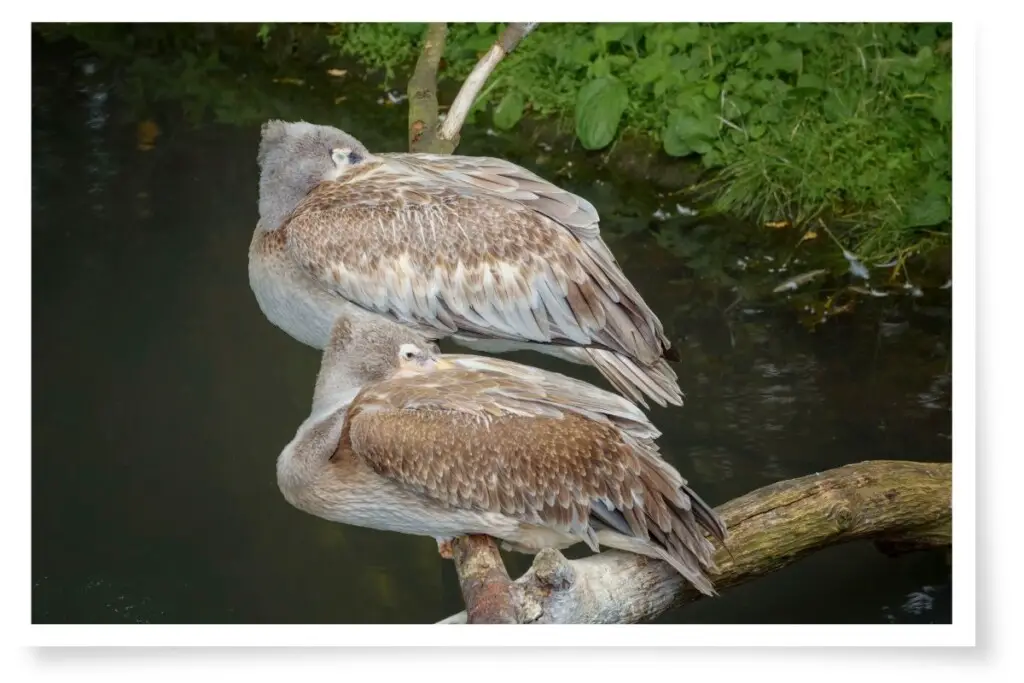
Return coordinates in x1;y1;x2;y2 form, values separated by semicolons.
426;357;454;371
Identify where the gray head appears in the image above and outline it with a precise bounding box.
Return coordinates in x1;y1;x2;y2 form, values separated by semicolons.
313;314;440;407
257;119;372;231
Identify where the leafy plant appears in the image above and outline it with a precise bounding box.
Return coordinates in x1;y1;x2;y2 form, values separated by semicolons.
322;22;951;262
41;22;952;264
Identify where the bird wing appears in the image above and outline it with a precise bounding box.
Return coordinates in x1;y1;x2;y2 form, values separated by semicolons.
383;153;602;236
283;159;671;364
341;360;723;583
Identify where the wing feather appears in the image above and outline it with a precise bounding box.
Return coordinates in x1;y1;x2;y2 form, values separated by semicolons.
283;162;671;366
341;360;723;589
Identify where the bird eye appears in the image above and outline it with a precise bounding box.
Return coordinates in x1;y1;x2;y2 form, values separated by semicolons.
330;147;351;166
399;345;418;361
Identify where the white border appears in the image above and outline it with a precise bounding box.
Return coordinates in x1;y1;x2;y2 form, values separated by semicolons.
11;0;991;663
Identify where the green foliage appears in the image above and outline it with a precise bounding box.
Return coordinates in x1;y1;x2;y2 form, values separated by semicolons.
575;77;629;149
325;22;952;262
493;90;525;130
39;22;952;263
326;23;424;85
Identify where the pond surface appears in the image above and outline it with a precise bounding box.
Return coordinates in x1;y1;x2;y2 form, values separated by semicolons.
31;33;953;625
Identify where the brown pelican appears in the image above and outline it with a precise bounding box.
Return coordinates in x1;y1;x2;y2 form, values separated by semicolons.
249;119;684;408
276;313;726;596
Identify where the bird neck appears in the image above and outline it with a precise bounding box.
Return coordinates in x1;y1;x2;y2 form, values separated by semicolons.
276;390;359;506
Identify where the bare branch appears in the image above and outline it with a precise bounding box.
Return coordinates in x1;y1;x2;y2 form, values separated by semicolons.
450;535;518;623
437;22;539;147
439;460;952;624
407;23;448;153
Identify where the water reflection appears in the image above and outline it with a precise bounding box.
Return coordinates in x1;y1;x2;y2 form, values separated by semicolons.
31;35;952;625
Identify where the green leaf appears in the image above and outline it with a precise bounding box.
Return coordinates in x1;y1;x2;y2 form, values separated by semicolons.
684;67;704;83
797;73;825;89
632;55;671;85
493;90;525;130
701;147;724;168
915;45;935;68
662;136;693;157
670;25;701;50
726;96;752;116
930;86;952;125
590;57;612;78
703;82;720;100
400;23;427;36
571;39;597;64
462;34;496;53
726;69;753;93
691;138;714;154
775;48;804;73
823;91;852;121
595;24;628;46
783;24;819;44
905;193;951;227
759;104;783;123
651;78;675;98
662;111;718;157
575;77;629;150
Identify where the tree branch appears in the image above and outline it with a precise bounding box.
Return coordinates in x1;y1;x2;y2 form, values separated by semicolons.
450;535;518;623
436;22;538;150
405;25;540;622
437;460;952;624
407;23;448;153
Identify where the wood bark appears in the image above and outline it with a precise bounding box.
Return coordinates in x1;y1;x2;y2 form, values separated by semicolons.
407;23;448;154
437;460;952;624
406;23;541;624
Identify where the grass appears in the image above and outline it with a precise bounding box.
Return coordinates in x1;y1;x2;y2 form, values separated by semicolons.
321;22;952;265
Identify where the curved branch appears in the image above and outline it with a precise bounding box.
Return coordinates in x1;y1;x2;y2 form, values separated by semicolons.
439;460;952;624
436;22;538;150
405;26;540;624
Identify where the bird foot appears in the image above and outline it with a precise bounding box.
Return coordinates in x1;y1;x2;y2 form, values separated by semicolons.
436;537;455;560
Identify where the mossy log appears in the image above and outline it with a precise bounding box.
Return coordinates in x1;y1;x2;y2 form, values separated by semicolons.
438;460;952;624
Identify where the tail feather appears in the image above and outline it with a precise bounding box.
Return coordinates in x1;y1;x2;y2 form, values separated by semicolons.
589;452;727;597
581;348;684;409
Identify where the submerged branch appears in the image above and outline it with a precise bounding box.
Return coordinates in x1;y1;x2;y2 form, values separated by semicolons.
438;460;952;624
436;22;538;150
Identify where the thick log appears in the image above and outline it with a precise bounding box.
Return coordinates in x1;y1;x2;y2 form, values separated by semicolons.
438;460;952;624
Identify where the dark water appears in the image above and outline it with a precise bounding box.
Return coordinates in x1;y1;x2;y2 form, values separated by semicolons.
31;34;953;625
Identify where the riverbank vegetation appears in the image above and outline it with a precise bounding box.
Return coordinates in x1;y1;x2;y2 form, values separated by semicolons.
36;22;952;269
322;22;952;265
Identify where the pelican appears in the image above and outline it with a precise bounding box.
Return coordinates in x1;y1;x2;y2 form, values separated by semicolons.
276;313;727;596
249;119;684;408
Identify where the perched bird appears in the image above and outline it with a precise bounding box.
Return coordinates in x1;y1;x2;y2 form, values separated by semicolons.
276;313;726;596
249;119;684;408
